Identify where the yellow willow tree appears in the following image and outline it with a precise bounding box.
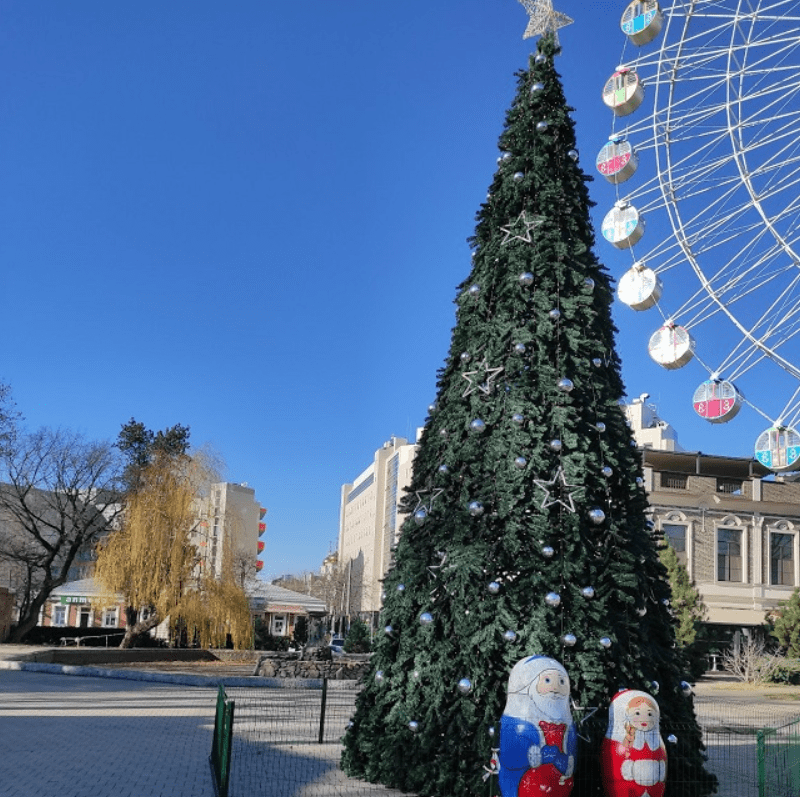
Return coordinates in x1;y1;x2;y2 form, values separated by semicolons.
95;451;252;649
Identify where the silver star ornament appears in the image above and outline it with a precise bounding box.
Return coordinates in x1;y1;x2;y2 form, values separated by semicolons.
462;359;505;397
533;467;583;513
500;211;545;245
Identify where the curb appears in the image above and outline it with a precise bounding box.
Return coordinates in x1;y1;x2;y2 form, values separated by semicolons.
0;660;333;689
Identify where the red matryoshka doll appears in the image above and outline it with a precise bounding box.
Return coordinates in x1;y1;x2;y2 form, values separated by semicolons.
601;690;667;797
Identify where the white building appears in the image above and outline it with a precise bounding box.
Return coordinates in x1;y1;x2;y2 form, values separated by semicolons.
338;434;419;617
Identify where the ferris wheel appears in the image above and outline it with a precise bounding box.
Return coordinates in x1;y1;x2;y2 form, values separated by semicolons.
596;0;800;471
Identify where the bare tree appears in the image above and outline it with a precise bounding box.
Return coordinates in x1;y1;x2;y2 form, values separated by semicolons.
0;428;122;642
722;631;782;684
230;548;258;588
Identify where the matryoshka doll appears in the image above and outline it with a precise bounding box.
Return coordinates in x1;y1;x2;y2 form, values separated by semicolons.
601;689;667;797
497;655;576;797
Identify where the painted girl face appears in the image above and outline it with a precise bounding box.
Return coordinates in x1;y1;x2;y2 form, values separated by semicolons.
627;701;657;731
536;669;570;697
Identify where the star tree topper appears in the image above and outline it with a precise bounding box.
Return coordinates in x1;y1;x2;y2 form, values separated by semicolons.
517;0;574;44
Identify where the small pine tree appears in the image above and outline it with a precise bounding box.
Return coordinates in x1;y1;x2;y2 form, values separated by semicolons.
344;618;372;653
293;615;309;647
660;544;708;678
771;587;800;656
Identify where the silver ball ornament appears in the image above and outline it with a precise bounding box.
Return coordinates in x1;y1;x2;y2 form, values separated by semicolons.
470;418;486;433
408;721;419;733
599;637;612;649
512;413;525;426
457;678;473;695
636;476;644;487
488;726;496;737
568;149;579;161
602;466;613;478
384;625;393;635
581;586;595;599
536;121;549;132
514;456;527;469
375;670;385;683
588;508;606;525
557;377;574;393
542;545;555;559
595;422;606;433
488;581;501;595
535;53;547;64
414;509;427;526
469;500;485;517
412;669;420;680
460;351;471;362
650;680;660;694
512;171;524;182
592;358;602;368
439;428;448;437
549;308;561;320
550;439;563;451
545;592;561;607
438;464;449;475
428;403;437;414
584;278;595;290
519;272;534;286
562;633;577;647
397;584;405;592
419;612;433;626
667;734;678;745
638;607;647;617
531;82;544;93
503;630;518;642
680;681;692;696
514;342;526;354
500;151;512;162
468;284;480;297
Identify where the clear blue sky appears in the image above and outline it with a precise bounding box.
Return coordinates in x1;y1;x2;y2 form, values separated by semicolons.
1;1;792;580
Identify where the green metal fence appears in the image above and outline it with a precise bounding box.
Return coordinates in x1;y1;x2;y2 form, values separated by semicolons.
757;715;800;797
210;684;235;797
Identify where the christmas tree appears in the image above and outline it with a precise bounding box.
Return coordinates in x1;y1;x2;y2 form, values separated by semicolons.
341;13;716;797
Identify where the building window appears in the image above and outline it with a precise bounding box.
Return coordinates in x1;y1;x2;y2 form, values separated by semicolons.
102;608;118;628
771;532;794;586
717;528;742;582
717;478;743;495
52;604;67;627
660;472;688;489
662;523;687;565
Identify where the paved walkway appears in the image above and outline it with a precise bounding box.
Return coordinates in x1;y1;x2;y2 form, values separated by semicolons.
0;646;407;797
0;668;218;797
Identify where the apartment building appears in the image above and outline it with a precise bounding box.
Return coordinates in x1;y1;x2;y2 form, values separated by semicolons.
338;434;418;617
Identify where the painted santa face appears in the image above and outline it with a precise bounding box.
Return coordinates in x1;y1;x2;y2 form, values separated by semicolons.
626;699;658;732
536;669;570;698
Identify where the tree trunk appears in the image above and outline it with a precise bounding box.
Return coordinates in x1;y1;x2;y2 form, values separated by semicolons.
8;591;50;643
119;610;162;649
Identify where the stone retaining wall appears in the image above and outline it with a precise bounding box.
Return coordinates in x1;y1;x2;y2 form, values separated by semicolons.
254;654;370;681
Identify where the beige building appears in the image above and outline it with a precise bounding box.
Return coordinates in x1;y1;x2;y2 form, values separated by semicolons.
195;482;265;581
628;398;800;627
338;435;418;616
